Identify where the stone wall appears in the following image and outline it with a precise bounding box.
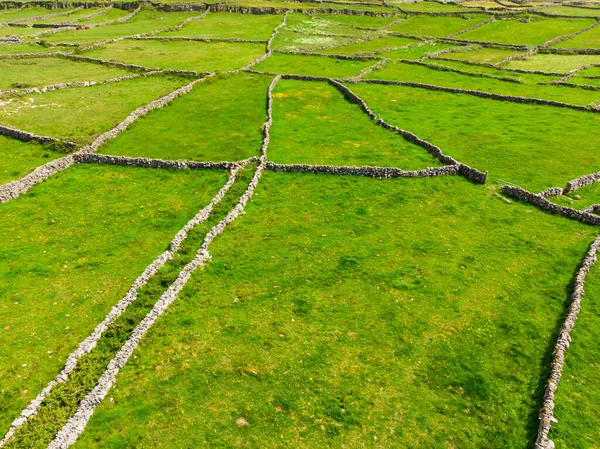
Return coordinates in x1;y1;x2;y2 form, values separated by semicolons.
0;123;76;147
564;170;600;192
400;58;525;83
265;161;461;178
534;234;600;449
502;184;600;225
74;153;237;171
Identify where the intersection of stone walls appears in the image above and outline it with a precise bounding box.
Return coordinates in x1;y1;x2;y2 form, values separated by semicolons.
502;185;600;225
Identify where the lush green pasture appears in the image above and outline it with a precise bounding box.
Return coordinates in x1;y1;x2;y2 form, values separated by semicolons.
552;261;600;449
376;42;456;59
365;60;600;105
254;53;373;77
72;172;596;449
0;7;60;22
73;7;130;25
459;16;596;46
0;44;60;55
579;65;600;76
99;73;271;161
84;39;265;72
554;24;600;48
507;54;600;72
285;13;372;37
316;13;403;29
0;76;184;144
351;81;600;191
387;14;492;37
568;75;600;87
225;0;393;12
0;57;131;90
534;5;600;17
428;58;559;83
159;12;283;40
32;7;108;25
271;29;360;52
0;164;228;435
35;10;198;45
0;136;61;184
395;1;478;12
0;26;45;39
319;35;418;56
269;79;440;168
439;46;522;64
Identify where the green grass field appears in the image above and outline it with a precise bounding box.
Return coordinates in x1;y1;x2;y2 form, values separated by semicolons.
0;164;228;434
0;76;184;144
2;4;600;448
0;57;132;90
99;73;271;161
459;16;596;46
70;172;597;449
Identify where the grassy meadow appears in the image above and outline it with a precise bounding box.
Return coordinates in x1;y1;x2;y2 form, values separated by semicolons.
71;172;597;449
1;4;600;448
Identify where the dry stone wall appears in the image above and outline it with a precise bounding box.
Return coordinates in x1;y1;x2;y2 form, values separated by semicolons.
0;164;242;448
534;234;600;449
565;170;600;192
74;153;237;170
0;123;76;147
265;161;460;177
502;184;600;225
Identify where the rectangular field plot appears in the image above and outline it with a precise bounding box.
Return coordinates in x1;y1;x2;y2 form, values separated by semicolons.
35;10;200;45
350;82;600;191
284;13;375;38
31;7;109;25
506;53;600;72
318;35;419;56
0;57;132;90
269;79;441;168
534;5;600;17
393;1;479;12
552;23;600;48
0;7;65;23
314;13;404;29
71;172;597;449
376;42;456;59
387;14;492;37
459;16;596;46
0;26;46;39
551;261;600;448
427;58;559;83
364;61;600;105
253;53;373;77
158;11;283;40
83;39;266;72
0;163;228;435
0;76;184;144
0;43;59;55
271;29;361;52
0;136;62;184
438;46;523;64
99;73;271;162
